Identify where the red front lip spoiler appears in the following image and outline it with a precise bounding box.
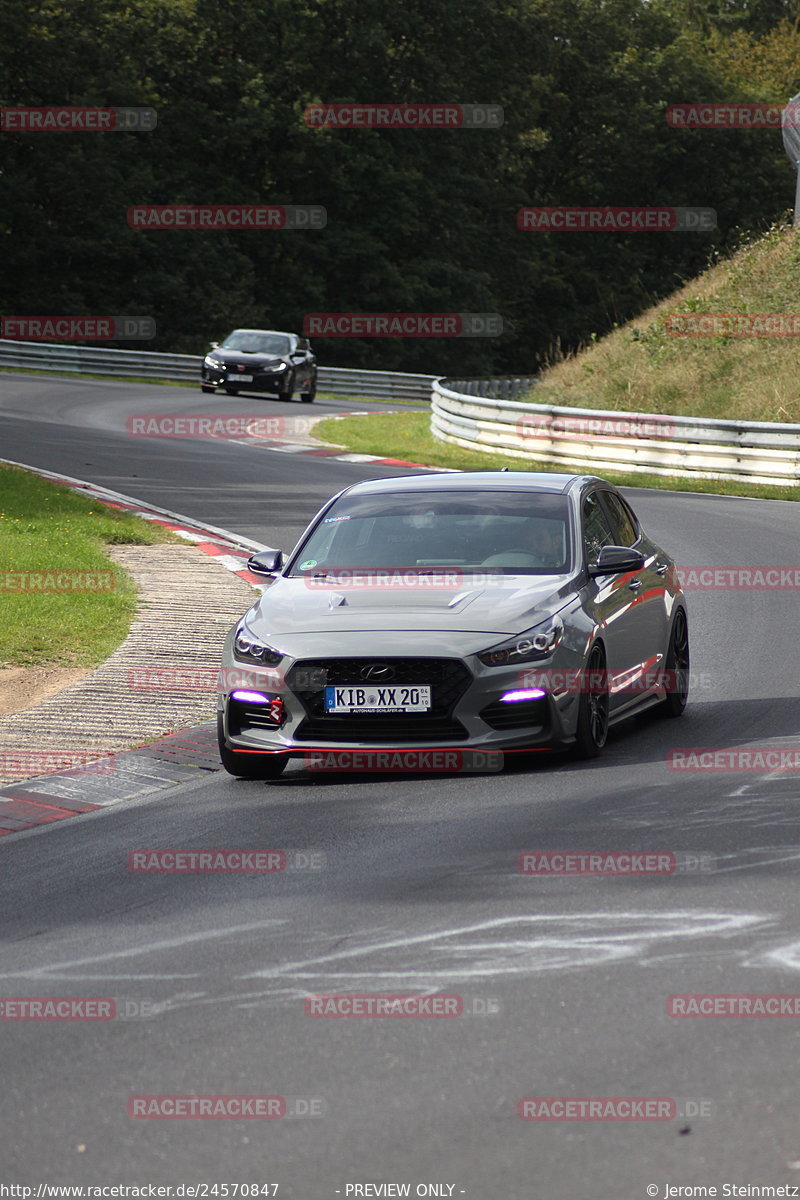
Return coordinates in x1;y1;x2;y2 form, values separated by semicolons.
227;745;552;756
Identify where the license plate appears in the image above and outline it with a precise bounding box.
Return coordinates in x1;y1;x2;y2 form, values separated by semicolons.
324;684;431;714
229;373;253;381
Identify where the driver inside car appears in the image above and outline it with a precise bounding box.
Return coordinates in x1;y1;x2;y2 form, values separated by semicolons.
480;518;564;570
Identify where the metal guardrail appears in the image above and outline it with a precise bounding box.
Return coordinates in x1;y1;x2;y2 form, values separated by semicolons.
0;338;200;380
442;376;538;400
317;366;435;401
0;339;436;401
432;379;800;487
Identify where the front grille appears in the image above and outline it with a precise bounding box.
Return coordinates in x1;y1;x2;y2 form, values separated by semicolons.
479;695;549;731
288;657;471;743
295;714;468;742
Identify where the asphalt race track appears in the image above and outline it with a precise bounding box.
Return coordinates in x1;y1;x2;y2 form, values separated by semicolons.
2;372;800;1197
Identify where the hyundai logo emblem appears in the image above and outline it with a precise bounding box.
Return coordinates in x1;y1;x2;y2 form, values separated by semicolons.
361;663;396;682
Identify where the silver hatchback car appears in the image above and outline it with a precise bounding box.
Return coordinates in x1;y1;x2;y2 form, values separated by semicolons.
217;472;689;778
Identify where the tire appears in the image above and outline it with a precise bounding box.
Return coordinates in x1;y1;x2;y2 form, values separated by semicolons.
224;387;239;396
279;376;294;402
572;644;609;759
656;608;689;718
217;718;288;780
300;374;316;403
201;384;215;393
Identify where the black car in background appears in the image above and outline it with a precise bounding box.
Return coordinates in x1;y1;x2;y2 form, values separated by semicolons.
201;329;317;402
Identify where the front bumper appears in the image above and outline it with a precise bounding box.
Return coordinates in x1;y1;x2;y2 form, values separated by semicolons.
217;649;582;759
201;366;290;391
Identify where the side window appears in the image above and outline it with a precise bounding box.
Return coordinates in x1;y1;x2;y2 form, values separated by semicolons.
582;493;616;562
600;491;638;548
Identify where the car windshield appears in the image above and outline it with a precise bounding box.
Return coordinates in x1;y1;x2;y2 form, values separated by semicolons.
289;490;572;576
221;332;291;355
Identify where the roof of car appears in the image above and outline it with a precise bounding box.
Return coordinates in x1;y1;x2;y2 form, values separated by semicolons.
228;328;295;338
342;472;605;496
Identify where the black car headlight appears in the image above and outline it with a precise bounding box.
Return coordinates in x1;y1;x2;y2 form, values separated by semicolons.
204;355;224;370
234;625;285;666
477;615;564;667
259;360;287;373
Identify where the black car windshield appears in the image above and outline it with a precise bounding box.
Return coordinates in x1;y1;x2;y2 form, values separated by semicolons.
289;490;573;576
221;332;291;355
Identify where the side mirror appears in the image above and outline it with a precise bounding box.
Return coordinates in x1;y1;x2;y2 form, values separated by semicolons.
247;549;284;575
588;545;646;576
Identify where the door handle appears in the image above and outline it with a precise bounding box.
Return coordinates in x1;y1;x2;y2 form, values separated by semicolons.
628;577;642;590
655;562;668;576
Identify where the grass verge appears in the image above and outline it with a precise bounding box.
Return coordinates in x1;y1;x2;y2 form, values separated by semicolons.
525;222;800;423
314;411;800;503
0;463;177;668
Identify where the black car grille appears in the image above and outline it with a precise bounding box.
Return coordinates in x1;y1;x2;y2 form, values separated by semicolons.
221;360;284;372
479;695;549;731
288;657;471;743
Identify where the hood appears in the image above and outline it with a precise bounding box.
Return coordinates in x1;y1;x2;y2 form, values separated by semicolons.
219;352;288;367
243;573;576;638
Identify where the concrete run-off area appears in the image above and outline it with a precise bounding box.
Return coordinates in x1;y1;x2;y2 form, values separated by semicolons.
0;540;259;832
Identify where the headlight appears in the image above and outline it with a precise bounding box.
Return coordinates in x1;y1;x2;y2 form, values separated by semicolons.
477;615;563;667
234;625;284;666
261;361;287;373
204;355;224;369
